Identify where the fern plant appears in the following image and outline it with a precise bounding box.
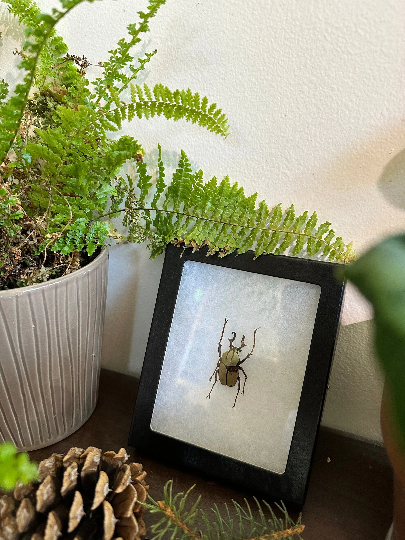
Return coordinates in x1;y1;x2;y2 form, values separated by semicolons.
0;0;231;287
0;0;353;289
145;481;305;540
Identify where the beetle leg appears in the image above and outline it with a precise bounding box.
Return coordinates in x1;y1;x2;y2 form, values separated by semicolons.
218;318;228;358
207;368;219;399
232;373;242;408
209;360;221;381
239;366;248;395
238;328;259;365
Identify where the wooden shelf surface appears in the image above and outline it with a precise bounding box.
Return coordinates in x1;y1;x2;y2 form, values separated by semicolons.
29;369;393;539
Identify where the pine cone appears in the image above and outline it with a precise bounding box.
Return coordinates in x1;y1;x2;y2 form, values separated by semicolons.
0;447;149;540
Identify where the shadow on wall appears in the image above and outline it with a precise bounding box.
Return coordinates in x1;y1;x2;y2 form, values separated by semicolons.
378;148;405;211
0;8;28;90
321;319;384;444
101;243;164;375
0;7;25;41
101;244;140;373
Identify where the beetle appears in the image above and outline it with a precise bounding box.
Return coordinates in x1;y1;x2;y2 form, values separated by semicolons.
207;318;258;407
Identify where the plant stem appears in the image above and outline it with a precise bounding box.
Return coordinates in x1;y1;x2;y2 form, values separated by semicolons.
143;205;310;237
98;205;318;241
157;501;200;540
98;202;349;258
249;525;305;539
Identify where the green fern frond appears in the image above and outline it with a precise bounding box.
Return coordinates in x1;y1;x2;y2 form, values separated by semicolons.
135;160;153;204
143;481;305;540
5;0;74;89
0;80;9;106
92;0;165;103
0;0;96;163
1;0;223;164
125;150;354;263
129;83;230;137
163;150;194;212
151;144;166;209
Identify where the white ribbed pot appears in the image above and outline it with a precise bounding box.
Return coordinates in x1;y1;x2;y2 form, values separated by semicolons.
0;248;109;451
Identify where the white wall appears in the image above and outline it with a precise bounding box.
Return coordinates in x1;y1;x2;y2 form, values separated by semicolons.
2;0;405;442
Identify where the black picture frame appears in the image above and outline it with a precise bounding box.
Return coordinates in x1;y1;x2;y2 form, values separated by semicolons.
129;244;345;506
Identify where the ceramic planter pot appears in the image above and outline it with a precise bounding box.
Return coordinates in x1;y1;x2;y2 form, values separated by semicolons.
0;249;109;451
381;386;405;540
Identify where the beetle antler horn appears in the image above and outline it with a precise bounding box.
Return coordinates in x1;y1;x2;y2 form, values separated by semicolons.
237;335;246;352
228;331;236;348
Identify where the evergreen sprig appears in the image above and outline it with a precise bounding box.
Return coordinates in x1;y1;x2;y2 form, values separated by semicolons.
144;481;305;540
120;149;354;262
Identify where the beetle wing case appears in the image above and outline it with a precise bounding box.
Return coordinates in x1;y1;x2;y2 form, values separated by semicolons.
218;364;238;387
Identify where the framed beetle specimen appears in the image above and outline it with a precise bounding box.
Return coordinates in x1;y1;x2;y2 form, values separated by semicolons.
207;318;259;407
129;244;345;505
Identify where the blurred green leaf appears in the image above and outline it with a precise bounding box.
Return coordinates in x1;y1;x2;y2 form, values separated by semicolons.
0;442;38;491
343;234;405;446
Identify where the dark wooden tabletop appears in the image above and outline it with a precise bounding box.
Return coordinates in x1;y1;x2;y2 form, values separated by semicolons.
29;369;393;540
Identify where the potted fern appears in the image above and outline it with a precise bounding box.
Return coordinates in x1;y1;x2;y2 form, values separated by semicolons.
0;0;353;451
